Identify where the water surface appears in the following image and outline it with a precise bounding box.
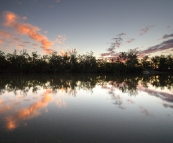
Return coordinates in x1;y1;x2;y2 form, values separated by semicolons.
0;74;173;143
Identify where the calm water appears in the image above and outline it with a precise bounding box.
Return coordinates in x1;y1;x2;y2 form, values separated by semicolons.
0;74;173;143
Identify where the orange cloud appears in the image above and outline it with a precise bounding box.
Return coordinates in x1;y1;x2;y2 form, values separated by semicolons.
17;44;24;49
0;99;3;104
3;11;53;54
0;105;12;113
0;38;3;44
0;30;14;45
6;89;52;130
0;30;12;38
16;23;53;53
3;11;18;26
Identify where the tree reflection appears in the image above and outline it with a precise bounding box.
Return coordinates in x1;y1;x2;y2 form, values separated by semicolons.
0;74;172;97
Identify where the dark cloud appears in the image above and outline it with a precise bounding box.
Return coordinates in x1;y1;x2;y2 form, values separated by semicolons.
127;38;135;43
33;43;39;47
100;52;110;57
107;46;115;52
100;51;119;58
139;25;155;36
23;41;30;44
119;33;126;36
162;34;173;39
101;38;173;59
140;39;173;55
13;37;19;41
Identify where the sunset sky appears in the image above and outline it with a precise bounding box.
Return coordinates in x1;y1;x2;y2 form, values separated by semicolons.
0;0;173;58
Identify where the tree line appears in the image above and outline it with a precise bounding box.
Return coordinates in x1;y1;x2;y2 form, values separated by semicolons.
0;49;173;74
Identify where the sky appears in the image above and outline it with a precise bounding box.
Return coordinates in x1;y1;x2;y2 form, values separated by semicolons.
0;0;173;58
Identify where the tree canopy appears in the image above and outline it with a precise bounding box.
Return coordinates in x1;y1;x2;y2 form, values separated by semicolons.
0;49;172;74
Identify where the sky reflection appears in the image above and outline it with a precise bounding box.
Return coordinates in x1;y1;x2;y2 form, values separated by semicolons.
0;75;173;142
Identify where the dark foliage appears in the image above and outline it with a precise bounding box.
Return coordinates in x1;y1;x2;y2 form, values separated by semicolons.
0;49;172;74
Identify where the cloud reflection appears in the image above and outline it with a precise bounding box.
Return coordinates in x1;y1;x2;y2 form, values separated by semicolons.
139;106;154;117
5;89;52;130
162;103;173;109
139;87;173;103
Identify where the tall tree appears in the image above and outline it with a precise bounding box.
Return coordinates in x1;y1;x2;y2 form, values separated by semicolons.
151;56;159;70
